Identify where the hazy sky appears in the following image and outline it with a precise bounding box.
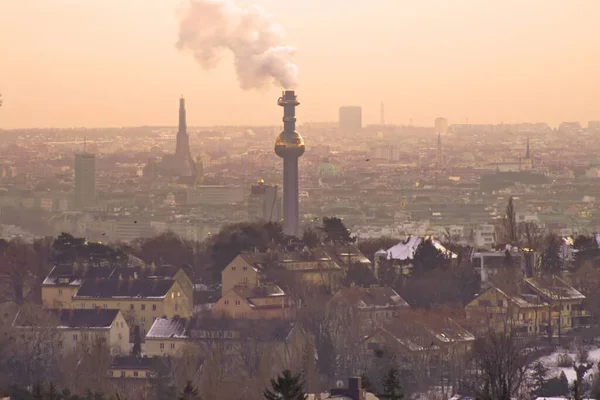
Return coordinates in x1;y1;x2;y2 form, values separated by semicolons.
1;0;599;128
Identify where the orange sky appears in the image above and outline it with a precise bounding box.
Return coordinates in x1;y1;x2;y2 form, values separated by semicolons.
1;0;599;128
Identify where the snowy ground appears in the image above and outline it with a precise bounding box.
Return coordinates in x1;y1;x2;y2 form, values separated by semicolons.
538;347;600;382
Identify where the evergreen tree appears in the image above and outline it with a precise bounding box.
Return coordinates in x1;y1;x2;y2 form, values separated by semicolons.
132;325;142;356
320;217;355;245
302;228;321;249
149;360;176;400
412;239;448;277
380;365;404;400
179;381;200;400
530;361;549;398
264;370;307;400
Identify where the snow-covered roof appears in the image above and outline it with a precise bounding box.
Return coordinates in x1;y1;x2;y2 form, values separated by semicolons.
386;236;458;260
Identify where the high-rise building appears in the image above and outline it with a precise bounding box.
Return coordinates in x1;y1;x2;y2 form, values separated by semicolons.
74;152;96;209
339;106;362;133
275;91;305;237
248;180;281;222
435;117;448;135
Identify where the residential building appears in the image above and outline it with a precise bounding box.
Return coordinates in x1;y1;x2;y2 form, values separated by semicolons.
524;276;590;334
13;308;129;356
212;284;292;320
41;264;193;317
465;285;550;336
145;317;309;373
329;286;410;328
72;277;192;336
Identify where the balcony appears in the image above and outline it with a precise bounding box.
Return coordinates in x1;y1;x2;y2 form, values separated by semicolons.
571;310;592;318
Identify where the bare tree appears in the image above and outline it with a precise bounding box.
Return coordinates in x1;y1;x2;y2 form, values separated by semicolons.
518;221;544;276
470;328;533;400
503;197;518;245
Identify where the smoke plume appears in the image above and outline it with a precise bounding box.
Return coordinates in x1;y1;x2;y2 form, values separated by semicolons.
177;0;299;90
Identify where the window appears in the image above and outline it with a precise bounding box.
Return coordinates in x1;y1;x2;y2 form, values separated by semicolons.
141;316;146;322
235;300;241;306
160;343;165;349
81;303;85;309
83;333;89;340
224;300;229;306
58;289;63;295
242;277;248;284
478;300;492;307
152;304;157;311
133;371;138;377
120;371;126;378
243;266;248;271
103;304;108;309
232;266;236;271
73;334;78;341
170;343;175;349
92;304;96;308
130;304;134;310
141;304;146;311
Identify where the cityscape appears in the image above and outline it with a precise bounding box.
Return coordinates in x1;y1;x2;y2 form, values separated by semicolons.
1;1;600;400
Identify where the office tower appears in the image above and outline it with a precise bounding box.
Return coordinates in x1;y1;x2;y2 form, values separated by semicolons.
435;117;448;135
339;106;362;133
274;91;305;237
74;152;96;209
248;180;281;222
436;132;443;168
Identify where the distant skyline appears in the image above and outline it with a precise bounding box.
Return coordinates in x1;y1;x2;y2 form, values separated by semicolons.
1;0;599;129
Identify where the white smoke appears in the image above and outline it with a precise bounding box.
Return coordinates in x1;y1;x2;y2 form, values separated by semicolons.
176;0;299;90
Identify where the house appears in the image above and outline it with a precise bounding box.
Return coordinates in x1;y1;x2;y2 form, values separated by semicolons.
329;286;409;328
145;317;190;357
41;263;193;311
465;285;550;336
524;276;590;334
223;249;344;293
221;253;266;294
108;356;160;383
362;310;474;387
13;308;129;355
72;277;192;336
145;317;310;374
212;284;292;320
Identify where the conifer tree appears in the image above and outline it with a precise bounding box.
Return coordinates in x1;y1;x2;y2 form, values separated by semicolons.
264;370;307;400
179;381;200;400
380;366;404;400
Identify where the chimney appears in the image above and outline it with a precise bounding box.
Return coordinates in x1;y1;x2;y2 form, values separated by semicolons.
348;377;363;400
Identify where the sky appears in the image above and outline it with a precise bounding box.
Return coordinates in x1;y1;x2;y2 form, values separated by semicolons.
1;0;599;128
